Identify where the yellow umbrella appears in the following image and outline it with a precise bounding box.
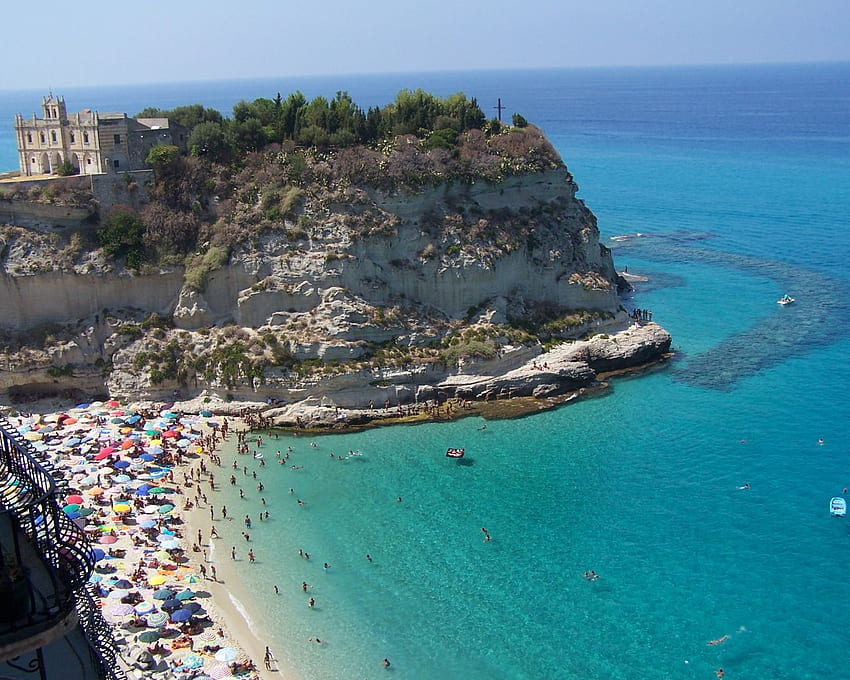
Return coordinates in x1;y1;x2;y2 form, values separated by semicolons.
154;550;172;562
148;575;167;586
113;504;132;514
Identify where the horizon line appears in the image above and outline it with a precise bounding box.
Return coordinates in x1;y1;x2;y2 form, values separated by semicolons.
2;58;848;94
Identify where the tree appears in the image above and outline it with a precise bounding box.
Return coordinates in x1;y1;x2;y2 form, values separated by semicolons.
189;122;231;163
145;144;180;172
97;207;146;268
56;158;77;176
512;113;528;128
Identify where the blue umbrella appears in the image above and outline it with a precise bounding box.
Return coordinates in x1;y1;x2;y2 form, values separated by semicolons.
175;589;195;601
153;588;175;600
113;474;132;483
161;598;181;611
90;548;106;561
170;608;193;623
113;579;133;589
139;519;156;529
113;460;131;469
140;453;156;462
184;602;203;613
135;488;150;497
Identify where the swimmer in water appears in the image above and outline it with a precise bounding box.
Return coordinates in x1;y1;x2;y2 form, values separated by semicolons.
738;483;750;490
707;635;729;646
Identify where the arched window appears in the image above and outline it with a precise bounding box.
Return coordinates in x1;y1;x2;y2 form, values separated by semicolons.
83;131;89;144
26;132;32;143
40;132;45;144
51;131;57;142
70;131;76;143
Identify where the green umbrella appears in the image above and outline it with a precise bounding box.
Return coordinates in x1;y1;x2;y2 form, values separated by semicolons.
175;589;195;601
157;504;174;514
137;630;160;643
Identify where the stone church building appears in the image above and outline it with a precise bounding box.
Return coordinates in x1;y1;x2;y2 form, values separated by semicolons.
14;94;188;176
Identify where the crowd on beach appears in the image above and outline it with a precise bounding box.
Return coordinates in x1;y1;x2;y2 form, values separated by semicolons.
8;401;269;679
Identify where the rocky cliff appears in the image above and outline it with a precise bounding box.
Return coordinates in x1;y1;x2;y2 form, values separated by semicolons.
0;125;671;415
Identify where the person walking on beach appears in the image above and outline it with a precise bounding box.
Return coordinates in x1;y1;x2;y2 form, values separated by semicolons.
248;549;255;563
231;546;236;560
210;566;217;581
264;646;273;670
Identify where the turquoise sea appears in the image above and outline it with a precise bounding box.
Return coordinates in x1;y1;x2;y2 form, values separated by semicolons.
3;63;850;678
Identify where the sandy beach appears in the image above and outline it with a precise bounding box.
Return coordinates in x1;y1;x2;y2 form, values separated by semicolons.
4;398;296;680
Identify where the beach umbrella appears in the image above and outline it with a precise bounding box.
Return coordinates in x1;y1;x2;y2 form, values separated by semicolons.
146;611;169;627
143;504;160;513
87;486;105;496
139;453;156;462
66;511;80;520
99;535;118;544
147;575;167;586
108;588;130;599
183;602;202;613
209;664;232;679
157;504;174;514
200;410;213;418
113;459;131;469
170;607;193;623
214;647;239;663
113;579;133;589
78;507;95;517
148;487;167;495
63;503;81;514
175;589;195;601
113;504;131;514
153;588;175;600
154;550;173;562
160;598;181;611
181;653;204;669
182;573;201;584
108;603;134;617
113;474;132;483
90;548;106;562
139;519;156;529
134;601;155;614
159;540;180;551
65;494;85;504
137;630;160;643
88;573;103;584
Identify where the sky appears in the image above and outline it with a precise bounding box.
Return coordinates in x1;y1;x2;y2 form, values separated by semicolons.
1;0;848;90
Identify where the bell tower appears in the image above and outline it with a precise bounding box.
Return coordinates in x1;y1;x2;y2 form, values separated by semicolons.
41;94;67;121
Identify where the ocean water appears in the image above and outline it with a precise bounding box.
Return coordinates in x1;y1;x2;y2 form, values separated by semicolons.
3;63;850;678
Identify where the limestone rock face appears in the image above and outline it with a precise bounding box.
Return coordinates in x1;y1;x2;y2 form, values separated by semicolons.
1;167;619;332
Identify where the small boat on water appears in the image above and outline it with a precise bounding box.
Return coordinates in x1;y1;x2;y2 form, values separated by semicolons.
830;497;846;517
777;294;795;305
445;448;465;458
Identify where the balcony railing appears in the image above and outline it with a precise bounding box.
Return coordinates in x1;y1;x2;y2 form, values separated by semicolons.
0;416;126;680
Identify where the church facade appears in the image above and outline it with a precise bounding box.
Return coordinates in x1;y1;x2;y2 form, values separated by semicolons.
14;94;188;177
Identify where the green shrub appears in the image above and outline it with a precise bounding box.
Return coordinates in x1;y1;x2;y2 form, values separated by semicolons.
184;246;229;291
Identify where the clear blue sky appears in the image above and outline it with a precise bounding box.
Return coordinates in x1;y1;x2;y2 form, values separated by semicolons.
1;0;848;90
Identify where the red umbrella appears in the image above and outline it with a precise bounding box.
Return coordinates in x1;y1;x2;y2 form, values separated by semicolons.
162;430;180;439
65;494;85;505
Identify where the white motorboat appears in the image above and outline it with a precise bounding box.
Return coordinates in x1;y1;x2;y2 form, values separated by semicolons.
830;496;846;517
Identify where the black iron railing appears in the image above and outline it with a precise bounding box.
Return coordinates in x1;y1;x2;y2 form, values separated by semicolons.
0;416;126;680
